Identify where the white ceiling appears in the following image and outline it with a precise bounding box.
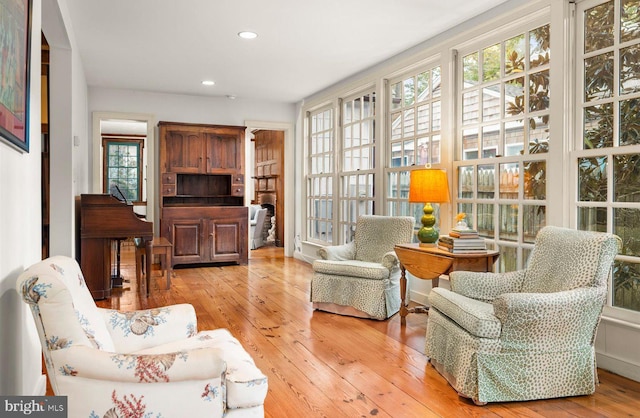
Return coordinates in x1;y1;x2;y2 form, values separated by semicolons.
65;0;509;104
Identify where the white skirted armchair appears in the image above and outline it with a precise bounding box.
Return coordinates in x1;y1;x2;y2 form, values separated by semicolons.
425;226;621;405
250;205;268;250
17;255;268;417
310;215;415;320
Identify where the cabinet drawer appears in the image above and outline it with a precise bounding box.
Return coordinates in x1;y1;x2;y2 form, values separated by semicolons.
232;174;244;184
162;173;176;184
231;185;244;196
162;184;176;195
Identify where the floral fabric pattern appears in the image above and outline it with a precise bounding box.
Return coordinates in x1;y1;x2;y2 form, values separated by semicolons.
109;309;170;337
16;255;267;418
111;352;187;383
425;226;621;404
20;276;51;305
89;390;159;418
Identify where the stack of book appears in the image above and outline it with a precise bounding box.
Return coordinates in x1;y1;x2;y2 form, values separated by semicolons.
438;228;487;254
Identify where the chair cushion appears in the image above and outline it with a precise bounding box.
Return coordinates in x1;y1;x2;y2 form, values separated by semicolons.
354;215;414;262
249;204;261;219
312;259;390;280
318;241;356;261
522;226;621;293
135;328;268;410
429;288;501;339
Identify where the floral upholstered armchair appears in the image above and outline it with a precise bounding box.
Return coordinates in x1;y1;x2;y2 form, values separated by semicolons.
425;226;620;405
17;255;267;417
310;215;414;320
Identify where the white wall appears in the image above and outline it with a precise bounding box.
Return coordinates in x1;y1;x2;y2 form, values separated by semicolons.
87;87;297;239
1;0;90;396
43;0;89;258
0;0;43;395
88;87;296;128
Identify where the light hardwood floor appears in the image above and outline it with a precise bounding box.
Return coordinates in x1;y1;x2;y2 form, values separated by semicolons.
86;245;640;417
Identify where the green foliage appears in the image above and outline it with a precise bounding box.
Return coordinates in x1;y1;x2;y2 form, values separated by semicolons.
582;2;640;312
614;261;640;311
482;44;501;82
463;52;479;84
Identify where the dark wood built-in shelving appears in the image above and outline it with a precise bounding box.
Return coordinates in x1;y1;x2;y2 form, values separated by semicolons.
159;121;248;266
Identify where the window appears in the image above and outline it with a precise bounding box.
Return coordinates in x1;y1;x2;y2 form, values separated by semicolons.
454;22;550;271
576;0;640;314
389;67;442;168
307;107;335;244
339;92;376;243
387;66;442;226
102;138;144;202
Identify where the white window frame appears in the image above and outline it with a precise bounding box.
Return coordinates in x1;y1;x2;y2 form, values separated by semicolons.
306;104;337;245
452;12;551;272
573;0;640;323
338;90;377;243
386;62;445;226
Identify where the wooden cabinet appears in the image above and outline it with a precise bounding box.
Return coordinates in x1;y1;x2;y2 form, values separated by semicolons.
160;122;244;174
158;121;248;266
205;132;243;172
162;206;248;265
163;127;205;173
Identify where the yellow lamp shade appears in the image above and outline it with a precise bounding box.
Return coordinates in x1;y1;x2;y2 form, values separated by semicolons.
409;169;450;204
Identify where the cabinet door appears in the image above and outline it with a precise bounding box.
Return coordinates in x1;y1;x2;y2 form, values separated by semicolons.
165;130;205;173
205;133;242;173
206;217;247;263
167;218;205;264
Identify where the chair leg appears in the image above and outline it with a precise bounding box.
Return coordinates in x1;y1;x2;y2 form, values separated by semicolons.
165;251;172;290
135;248;143;282
472;398;487;406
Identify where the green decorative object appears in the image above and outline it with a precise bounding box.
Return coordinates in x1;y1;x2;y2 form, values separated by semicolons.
409;168;450;246
417;202;439;244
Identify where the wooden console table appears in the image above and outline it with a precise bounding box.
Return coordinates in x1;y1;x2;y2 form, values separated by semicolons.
394;243;500;325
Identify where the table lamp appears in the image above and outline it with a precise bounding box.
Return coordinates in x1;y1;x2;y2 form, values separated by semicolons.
409;167;450;245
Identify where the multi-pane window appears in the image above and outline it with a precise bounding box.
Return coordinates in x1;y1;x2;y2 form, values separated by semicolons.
389;67;442;168
307;107;335;244
103;139;143;202
455;23;550;271
339;92;376;243
387;66;442;226
460;26;550;160
577;0;640;313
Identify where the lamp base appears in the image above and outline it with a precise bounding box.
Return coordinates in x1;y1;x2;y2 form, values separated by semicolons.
417;202;440;245
417;226;439;245
418;242;437;248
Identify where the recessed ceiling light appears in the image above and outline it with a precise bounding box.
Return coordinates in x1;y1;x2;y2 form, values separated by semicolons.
238;31;258;39
201;80;215;86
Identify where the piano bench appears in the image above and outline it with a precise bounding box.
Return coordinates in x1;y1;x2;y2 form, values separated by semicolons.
135;237;173;295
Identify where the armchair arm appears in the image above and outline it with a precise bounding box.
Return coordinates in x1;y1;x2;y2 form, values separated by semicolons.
450;270;526;302
100;304;198;353
317;241;356;261
50;345;226;383
381;251;399;270
493;287;607;350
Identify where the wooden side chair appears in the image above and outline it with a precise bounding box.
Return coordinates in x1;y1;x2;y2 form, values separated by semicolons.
135;236;173;295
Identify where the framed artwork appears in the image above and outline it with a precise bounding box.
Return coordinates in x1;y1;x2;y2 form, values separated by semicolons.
0;0;32;153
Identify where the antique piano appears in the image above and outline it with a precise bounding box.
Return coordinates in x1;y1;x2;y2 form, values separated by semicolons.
79;194;153;299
